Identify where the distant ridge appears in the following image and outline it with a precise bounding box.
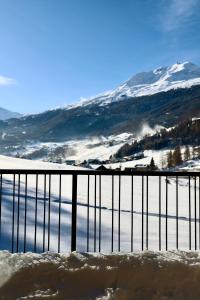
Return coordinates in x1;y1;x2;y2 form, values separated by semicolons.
0;107;21;120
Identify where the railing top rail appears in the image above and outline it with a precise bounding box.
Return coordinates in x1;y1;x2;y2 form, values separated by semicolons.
0;169;199;176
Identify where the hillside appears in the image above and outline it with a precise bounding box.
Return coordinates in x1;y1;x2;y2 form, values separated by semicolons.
0;85;200;148
115;118;200;158
0;62;200;160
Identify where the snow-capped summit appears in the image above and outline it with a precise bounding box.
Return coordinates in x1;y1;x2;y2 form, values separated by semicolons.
76;62;200;107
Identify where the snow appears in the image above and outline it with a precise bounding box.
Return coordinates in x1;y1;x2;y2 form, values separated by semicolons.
180;159;200;172
192;117;200;122
15;132;135;162
14;127;165;163
107;148;200;171
1;132;6;140
0;155;84;170
68;61;200;109
106;149;169;169
1;251;200;299
0;155;200;297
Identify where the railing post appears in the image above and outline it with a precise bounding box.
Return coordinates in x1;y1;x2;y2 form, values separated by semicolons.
71;174;77;252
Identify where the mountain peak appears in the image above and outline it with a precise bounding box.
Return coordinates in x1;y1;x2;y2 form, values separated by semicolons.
167;61;200;75
89;61;200;105
125;61;200;87
66;61;200;110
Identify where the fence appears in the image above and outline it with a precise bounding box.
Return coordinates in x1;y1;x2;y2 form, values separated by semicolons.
0;169;199;253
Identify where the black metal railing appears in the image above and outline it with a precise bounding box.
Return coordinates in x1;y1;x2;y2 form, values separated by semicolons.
0;169;199;253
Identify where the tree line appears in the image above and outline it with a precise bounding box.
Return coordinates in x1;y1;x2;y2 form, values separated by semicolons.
115;118;200;159
165;145;200;168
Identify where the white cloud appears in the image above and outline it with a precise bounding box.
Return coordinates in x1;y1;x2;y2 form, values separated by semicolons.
0;75;16;86
160;0;198;32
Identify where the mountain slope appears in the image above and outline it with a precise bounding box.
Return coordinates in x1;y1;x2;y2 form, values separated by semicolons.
0;107;21;120
76;61;200;107
115;118;200;158
0;62;200;156
0;85;200;148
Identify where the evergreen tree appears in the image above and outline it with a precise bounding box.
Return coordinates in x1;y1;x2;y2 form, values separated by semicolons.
173;145;182;166
150;157;156;170
184;145;190;161
167;150;173;168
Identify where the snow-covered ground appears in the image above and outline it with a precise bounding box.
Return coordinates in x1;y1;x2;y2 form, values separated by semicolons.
105;148;200;171
12;132;135;162
105;149;169;170
180;159;200;172
0;155;199;254
11;125;166;163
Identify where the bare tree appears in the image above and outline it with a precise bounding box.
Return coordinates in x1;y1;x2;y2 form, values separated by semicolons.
160;155;166;169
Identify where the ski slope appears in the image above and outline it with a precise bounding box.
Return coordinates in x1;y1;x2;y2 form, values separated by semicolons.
0;155;199;253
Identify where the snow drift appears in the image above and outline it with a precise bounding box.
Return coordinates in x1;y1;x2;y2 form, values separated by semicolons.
1;251;200;299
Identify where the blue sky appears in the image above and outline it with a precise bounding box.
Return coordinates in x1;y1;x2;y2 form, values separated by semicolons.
0;0;200;114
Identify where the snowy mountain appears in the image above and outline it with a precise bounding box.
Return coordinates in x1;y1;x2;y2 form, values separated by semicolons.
0;106;21;120
0;61;199;159
77;61;200;107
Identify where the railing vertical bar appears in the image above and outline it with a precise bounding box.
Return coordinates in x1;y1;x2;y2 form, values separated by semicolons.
159;176;161;250
99;175;101;252
176;176;178;250
47;174;51;251
118;175;121;252
71;174;77;252
195;176;197;250
34;174;38;253
146;175;149;250
111;175;114;252
131;175;133;252
12;174;16;253
94;175;97;252
0;174;2;241
58;174;62;253
24;174;28;253
189;176;191;250
199;176;200;250
166;176;168;251
43;174;46;252
142;175;144;251
16;174;20;252
87;175;90;252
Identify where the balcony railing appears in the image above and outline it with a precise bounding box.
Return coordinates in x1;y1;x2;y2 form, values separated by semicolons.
0;169;199;253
